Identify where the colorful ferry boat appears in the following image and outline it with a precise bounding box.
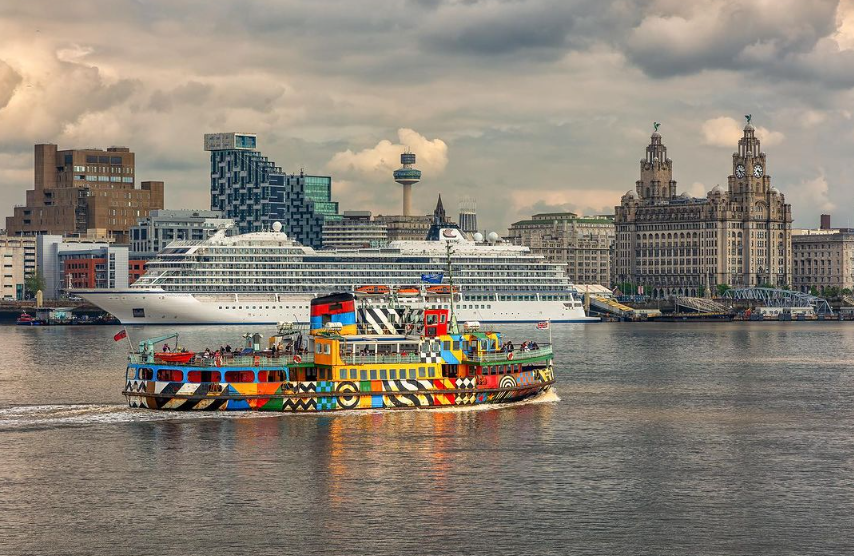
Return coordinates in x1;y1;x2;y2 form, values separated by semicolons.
123;293;555;412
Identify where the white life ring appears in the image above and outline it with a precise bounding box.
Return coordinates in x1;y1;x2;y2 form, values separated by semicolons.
507;352;514;360
293;354;302;364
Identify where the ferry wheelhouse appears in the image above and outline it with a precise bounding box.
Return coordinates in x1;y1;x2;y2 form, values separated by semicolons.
123;293;555;411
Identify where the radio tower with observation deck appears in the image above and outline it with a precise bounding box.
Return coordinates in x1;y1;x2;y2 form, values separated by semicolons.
393;149;421;216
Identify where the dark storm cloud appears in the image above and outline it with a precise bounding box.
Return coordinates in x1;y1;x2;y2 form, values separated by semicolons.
421;4;578;56
622;0;846;85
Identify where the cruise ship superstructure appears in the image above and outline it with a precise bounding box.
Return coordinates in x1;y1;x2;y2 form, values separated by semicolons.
78;226;598;324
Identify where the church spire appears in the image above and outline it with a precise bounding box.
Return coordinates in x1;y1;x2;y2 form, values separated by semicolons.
433;194;446;224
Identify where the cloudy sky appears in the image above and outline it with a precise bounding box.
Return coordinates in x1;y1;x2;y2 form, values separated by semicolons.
2;0;854;233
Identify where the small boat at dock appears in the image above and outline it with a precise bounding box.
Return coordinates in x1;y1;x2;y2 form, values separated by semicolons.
16;313;44;326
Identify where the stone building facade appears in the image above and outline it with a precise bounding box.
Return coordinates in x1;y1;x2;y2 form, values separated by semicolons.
614;122;792;298
375;195;455;242
507;212;615;287
792;217;854;294
6;144;164;243
321;211;388;249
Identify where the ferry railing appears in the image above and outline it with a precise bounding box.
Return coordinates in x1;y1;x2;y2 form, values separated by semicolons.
128;353;315;367
467;345;553;363
339;353;422;365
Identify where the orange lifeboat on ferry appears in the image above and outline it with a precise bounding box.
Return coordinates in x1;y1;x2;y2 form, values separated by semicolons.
356;285;391;295
426;285;459;295
395;286;420;297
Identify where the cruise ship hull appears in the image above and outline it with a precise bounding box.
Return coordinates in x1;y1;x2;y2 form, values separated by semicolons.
79;290;599;325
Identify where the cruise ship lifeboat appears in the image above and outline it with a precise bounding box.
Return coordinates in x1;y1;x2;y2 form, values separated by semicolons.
395;286;420;297
426;285;459;295
356;285;390;295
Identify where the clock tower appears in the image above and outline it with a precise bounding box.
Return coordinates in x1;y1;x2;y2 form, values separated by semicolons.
636;128;676;201
728;118;770;201
726;116;792;287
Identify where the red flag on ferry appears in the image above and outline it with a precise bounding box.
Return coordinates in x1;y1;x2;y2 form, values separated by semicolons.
537;321;550;330
113;329;127;342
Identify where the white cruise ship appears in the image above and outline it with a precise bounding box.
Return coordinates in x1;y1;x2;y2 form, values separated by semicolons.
77;224;598;325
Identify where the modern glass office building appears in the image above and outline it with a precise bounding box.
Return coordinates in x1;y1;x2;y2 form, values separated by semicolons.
268;173;340;249
205;133;339;247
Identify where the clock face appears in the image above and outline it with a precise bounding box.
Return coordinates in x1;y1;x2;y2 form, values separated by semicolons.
735;164;745;178
753;164;763;178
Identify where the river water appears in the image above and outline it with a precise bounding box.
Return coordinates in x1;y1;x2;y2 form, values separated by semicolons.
1;322;853;555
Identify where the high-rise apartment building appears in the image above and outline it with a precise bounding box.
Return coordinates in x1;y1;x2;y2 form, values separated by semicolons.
268;172;340;249
507;213;615;287
205;132;339;248
614;121;792;298
6;144;164;242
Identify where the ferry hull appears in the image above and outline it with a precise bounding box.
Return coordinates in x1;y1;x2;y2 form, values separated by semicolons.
81;290;599;324
124;374;554;411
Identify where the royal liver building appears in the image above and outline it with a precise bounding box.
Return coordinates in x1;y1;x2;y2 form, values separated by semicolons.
614;120;792;298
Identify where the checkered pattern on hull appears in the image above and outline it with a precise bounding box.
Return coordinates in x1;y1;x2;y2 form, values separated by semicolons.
419;350;442;363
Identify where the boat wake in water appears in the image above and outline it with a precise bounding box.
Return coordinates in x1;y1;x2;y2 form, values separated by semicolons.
0;403;280;431
0;390;560;430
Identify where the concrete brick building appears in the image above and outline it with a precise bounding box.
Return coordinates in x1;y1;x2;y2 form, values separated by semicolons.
0;236;37;300
5;144;164;243
130;209;234;259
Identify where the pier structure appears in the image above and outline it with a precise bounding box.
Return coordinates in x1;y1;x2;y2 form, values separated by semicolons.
723;287;832;314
